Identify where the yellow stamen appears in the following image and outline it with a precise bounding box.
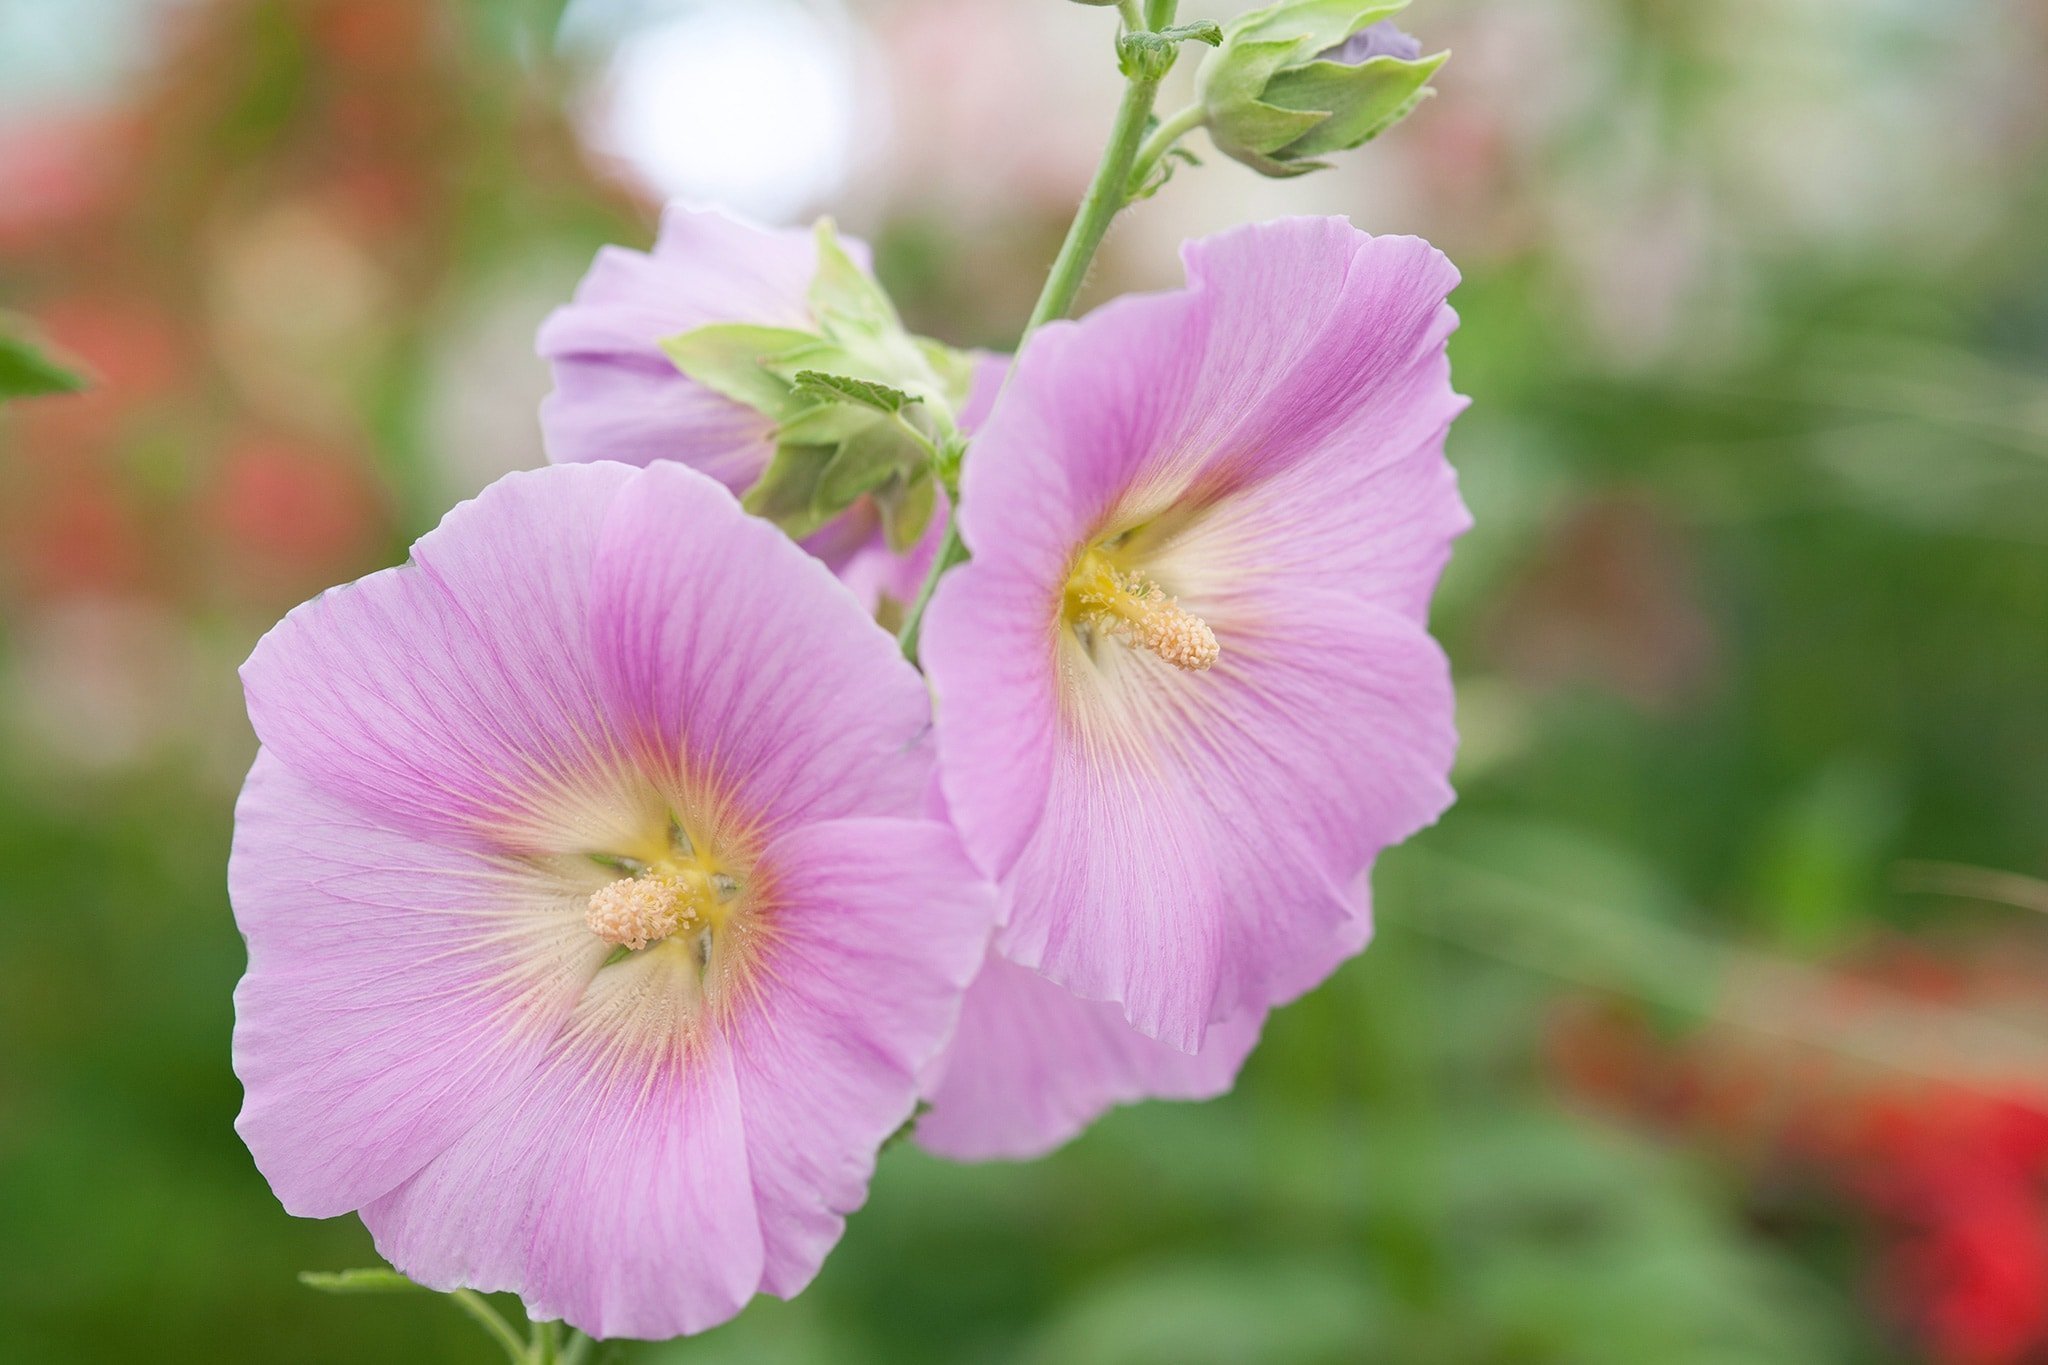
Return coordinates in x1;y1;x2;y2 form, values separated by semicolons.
1067;555;1219;672
585;870;709;951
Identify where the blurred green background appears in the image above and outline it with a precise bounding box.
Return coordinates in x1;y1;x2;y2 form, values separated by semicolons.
3;0;2047;1360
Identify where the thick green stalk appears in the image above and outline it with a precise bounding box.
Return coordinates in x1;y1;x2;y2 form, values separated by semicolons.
897;3;1178;661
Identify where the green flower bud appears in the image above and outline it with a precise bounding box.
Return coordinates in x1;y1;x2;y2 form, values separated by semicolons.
1195;0;1447;178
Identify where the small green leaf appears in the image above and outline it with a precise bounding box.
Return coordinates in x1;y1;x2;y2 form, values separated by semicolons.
1157;20;1224;46
659;324;815;416
791;369;921;416
1264;50;1447;157
0;316;89;401
1131;141;1204;201
298;1268;428;1295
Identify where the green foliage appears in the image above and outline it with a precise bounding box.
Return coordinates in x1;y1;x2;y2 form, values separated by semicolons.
659;222;965;548
0;315;88;400
791;370;922;416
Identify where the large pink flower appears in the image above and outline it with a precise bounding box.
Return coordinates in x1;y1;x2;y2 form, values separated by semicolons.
922;217;1467;1054
231;461;994;1338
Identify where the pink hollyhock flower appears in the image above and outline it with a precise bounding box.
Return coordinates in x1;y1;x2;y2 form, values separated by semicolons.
922;217;1467;1053
231;461;994;1338
536;202;999;610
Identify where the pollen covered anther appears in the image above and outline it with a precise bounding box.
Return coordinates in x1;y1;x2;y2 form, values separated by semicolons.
1130;585;1220;672
1070;559;1220;672
585;872;706;951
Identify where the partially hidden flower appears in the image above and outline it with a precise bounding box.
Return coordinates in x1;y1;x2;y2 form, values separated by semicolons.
916;951;1266;1161
231;460;995;1338
537;203;998;612
921;216;1467;1056
1196;1;1447;178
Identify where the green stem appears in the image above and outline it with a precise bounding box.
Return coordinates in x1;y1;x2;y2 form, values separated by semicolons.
449;1290;530;1365
897;3;1177;662
1024;55;1170;332
1116;0;1143;30
560;1328;596;1365
896;523;968;661
1126;102;1206;197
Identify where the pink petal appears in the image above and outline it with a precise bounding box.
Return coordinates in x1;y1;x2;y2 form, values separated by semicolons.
950;221;1463;552
362;950;765;1340
230;752;603;1217
917;954;1264;1162
241;462;642;850
587;461;934;830
726;817;995;1295
998;592;1453;1049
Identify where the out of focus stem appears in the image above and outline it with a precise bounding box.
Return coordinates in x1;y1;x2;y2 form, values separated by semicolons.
898;0;1178;662
523;1318;592;1365
450;1290;528;1363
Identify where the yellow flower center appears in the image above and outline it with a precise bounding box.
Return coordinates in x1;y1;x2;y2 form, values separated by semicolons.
1064;549;1218;672
583;836;742;953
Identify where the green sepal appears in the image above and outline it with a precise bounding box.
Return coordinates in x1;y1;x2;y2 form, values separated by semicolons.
1227;0;1410;57
1263;50;1447;157
776;401;878;449
816;420;925;513
299;1268;427;1295
916;339;980;413
659;324;816;417
0;315;89;401
875;469;938;553
791;369;921;416
808;218;900;335
741;440;840;539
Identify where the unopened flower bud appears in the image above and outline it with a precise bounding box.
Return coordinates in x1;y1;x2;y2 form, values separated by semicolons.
1195;1;1446;178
